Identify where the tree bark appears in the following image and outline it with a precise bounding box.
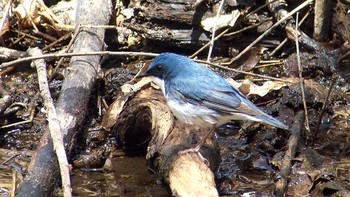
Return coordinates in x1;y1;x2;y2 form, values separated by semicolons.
16;0;112;196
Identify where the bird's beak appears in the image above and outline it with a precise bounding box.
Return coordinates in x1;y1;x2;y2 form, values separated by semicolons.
135;72;149;78
135;60;152;78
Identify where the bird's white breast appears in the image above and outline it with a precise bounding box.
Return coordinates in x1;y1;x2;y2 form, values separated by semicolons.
150;76;166;94
166;97;222;128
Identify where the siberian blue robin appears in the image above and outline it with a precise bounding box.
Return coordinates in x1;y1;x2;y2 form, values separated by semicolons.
136;53;288;153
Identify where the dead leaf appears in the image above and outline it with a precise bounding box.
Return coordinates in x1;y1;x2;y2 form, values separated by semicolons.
14;0;41;28
201;10;240;32
240;47;266;71
226;78;288;97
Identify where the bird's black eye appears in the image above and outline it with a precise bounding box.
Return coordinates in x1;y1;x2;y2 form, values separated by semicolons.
148;64;164;78
155;64;162;72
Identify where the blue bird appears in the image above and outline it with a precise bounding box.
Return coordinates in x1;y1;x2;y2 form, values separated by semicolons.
136;53;288;153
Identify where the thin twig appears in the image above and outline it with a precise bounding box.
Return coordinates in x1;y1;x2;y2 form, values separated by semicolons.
0;0;12;27
295;13;310;133
191;0;276;58
254;61;284;68
20;1;39;32
37;0;63;25
207;0;225;62
11;168;17;197
48;25;82;82
81;24;122;29
1;154;19;165
190;19;270;58
0;107;35;129
0;0;13;36
338;50;350;64
270;8;311;57
11;30;40;40
222;0;313;65
33;30;57;42
28;47;72;197
2;50;290;82
223;19;271;37
312;78;336;145
245;0;279;18
275;111;303;196
269;37;289;57
0;51;159;69
41;32;71;51
191;28;230;58
1;50;290;82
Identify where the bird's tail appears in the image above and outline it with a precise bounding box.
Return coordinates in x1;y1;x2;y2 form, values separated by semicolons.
255;111;289;130
238;96;289;130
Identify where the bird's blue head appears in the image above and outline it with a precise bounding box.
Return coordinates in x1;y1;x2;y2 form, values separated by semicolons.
136;53;193;80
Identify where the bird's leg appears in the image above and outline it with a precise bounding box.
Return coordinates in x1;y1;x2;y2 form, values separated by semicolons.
178;125;216;154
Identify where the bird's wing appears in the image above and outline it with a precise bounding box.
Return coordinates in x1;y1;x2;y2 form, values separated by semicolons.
166;74;261;116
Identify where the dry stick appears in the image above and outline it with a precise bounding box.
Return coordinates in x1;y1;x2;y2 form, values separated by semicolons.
34;30;58;42
28;48;72;197
56;24;136;31
191;28;229;58
269;38;289;57
0;0;12;31
81;24;121;29
20;1;39;32
0;107;35;129
206;0;225;62
270;9;311;57
259;59;282;63
221;0;313;65
275;111;303;196
36;0;63;25
1;153;19;165
221;0;278;36
312;78;336;145
54;24;74;31
245;0;279;18
10;35;25;47
190;19;270;58
313;0;331;41
223;18;272;37
338;50;350;64
0;47;27;61
0;51;159;69
48;25;82;82
41;32;71;51
295;13;311;133
11;169;17;197
254;61;283;68
1;50;290;82
12;30;40;40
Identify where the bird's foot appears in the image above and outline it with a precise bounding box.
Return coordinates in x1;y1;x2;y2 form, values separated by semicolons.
178;146;209;166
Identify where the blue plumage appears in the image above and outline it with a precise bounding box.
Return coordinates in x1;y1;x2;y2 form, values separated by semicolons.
137;53;288;131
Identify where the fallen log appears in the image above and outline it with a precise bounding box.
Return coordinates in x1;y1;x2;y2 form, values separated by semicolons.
109;82;221;196
16;0;112;196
